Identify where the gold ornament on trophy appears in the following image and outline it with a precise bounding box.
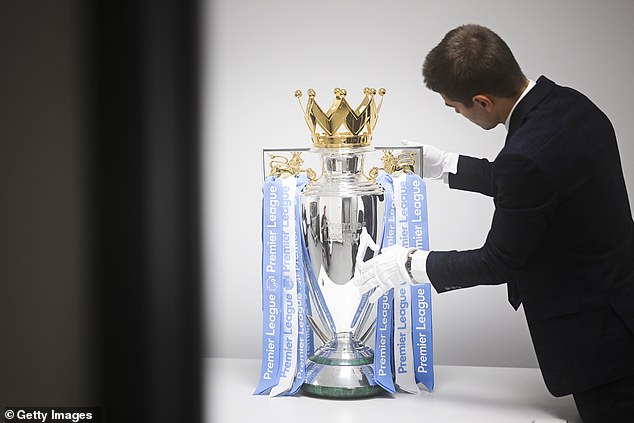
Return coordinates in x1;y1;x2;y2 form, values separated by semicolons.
294;87;386;149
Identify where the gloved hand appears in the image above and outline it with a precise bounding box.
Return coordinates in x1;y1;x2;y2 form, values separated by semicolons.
401;139;458;179
351;244;415;303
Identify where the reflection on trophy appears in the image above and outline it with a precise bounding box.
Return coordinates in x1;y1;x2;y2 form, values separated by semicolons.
295;87;387;398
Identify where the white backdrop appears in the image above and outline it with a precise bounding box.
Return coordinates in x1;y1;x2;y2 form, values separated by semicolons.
202;0;634;367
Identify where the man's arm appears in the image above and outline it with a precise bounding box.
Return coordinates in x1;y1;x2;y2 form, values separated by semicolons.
429;153;559;291
352;152;558;298
448;155;495;197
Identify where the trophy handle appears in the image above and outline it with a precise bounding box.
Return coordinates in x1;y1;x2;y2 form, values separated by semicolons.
367;149;418;179
265;150;319;181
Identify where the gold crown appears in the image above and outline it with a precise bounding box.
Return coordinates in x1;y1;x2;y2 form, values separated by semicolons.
295;87;386;149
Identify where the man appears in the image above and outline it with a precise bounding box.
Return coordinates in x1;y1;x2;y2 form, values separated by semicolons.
352;24;634;422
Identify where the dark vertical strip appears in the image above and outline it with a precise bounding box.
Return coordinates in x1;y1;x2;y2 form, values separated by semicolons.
0;0;98;408
91;1;201;422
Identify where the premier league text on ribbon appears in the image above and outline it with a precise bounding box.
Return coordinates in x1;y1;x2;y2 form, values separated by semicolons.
376;294;391;377
278;182;295;377
396;287;410;375
263;184;278;379
257;179;284;391
406;174;434;391
270;177;299;396
398;177;425;248
374;175;396;393
414;286;430;375
258;175;310;397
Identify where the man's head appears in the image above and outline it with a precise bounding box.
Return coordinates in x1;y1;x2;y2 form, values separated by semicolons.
422;24;527;129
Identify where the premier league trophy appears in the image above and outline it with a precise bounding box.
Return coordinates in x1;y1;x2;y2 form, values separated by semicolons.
295;87;386;398
256;87;433;399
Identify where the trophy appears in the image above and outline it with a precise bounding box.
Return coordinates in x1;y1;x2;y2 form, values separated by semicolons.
294;87;386;398
258;87;432;399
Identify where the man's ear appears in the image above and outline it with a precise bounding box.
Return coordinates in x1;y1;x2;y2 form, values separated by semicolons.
472;94;493;111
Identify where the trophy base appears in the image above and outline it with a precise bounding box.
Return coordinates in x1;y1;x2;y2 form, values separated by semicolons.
301;332;384;399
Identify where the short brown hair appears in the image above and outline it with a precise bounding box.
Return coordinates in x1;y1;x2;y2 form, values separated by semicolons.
422;24;526;106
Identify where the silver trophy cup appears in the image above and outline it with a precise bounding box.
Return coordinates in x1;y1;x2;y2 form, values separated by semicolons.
300;149;385;398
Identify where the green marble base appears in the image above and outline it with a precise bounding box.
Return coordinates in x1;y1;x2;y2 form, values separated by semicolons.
301;383;384;399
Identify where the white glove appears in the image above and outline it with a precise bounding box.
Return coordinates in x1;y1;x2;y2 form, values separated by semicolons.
400;139;458;179
351;245;414;303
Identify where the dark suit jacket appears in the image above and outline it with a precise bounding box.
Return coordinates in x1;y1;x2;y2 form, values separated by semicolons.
427;76;634;396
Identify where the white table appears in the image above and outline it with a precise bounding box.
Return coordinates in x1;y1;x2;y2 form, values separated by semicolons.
204;358;580;423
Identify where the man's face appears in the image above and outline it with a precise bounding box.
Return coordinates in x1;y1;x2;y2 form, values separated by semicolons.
440;94;499;130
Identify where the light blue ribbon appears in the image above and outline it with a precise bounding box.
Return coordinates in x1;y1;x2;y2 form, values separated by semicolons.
405;173;434;392
255;176;285;395
374;174;397;393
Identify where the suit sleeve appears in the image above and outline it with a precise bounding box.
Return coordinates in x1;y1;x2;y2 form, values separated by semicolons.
428;153;559;292
448;155;495;197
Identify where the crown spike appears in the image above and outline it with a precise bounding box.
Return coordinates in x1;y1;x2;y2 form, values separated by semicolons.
376;88;386;115
294;90;306;114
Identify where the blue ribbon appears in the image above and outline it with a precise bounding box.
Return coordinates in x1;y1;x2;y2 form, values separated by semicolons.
373;174;397;393
255;176;285;395
405;173;434;392
411;283;434;391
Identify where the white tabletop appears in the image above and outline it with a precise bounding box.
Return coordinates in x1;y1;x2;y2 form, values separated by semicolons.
204;357;580;423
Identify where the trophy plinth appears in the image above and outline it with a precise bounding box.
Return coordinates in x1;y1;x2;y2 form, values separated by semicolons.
302;332;383;398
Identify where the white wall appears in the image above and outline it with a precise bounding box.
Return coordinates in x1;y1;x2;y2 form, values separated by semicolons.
202;0;634;367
